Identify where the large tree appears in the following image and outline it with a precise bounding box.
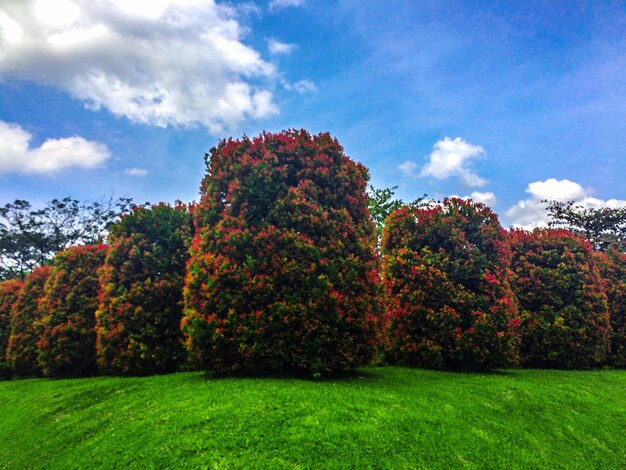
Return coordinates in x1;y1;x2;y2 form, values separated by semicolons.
382;198;520;370
183;130;383;375
0;196;133;280
545;200;626;252
96;204;193;375
508;229;611;369
38;244;108;378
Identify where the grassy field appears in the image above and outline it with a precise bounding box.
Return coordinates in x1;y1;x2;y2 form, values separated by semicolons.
0;368;624;469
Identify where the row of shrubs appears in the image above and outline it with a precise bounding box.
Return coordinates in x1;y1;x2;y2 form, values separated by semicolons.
0;130;625;378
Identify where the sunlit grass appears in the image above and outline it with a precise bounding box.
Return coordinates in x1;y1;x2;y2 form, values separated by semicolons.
0;367;624;468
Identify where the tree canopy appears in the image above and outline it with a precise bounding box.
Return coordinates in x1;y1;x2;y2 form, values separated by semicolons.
545;200;626;252
0;196;134;280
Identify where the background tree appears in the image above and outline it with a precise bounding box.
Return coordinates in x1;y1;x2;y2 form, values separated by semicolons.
382;198;520;370
6;265;51;376
0;278;23;376
545;200;626;251
508;229;611;369
38;244;108;377
597;247;626;367
184;130;383;375
367;185;426;243
0;196;134;280
96;204;193;375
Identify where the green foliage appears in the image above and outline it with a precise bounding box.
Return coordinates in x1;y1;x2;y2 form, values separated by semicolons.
0;196;133;280
6;265;51;376
0;279;23;379
38;245;108;378
597;247;626;367
508;229;611;368
367;185;426;242
184;130;383;374
0;369;625;468
382;198;520;370
545;200;626;251
96;204;193;375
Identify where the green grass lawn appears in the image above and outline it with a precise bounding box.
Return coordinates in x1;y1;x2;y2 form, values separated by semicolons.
0;368;624;469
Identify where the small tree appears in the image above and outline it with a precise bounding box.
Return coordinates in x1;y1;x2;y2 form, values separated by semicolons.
183;130;383;374
0;278;23;375
382;198;520;370
545;200;626;252
597;247;626;367
96;204;193;375
508;229;611;369
6;265;51;376
38;245;108;377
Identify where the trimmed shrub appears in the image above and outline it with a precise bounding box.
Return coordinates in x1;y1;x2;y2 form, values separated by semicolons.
0;279;23;378
96;204;193;375
508;229;611;369
597;247;626;368
183;130;383;374
38;245;108;377
6;266;51;376
382;198;520;370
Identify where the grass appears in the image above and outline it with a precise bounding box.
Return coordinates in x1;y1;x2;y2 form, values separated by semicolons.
0;368;624;469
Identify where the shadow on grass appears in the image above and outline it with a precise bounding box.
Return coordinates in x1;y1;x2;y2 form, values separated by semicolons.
188;367;384;383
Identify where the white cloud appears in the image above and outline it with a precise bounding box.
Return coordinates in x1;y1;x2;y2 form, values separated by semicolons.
420;137;487;187
124;167;148;177
469;191;496;207
284;79;316;94
506;178;626;229
269;0;305;10
398;160;419;177
0;120;109;174
0;0;278;133
268;38;296;55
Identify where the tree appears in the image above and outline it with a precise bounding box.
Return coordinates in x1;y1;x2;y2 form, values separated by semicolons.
597;247;626;368
96;204;193;375
367;185;426;243
545;200;626;252
0;279;23;367
382;198;520;370
508;229;611;369
183;130;383;375
0;196;134;280
6;265;51;376
38;244;108;377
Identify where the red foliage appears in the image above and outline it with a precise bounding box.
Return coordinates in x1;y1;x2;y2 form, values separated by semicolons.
597;247;626;367
183;130;383;374
96;204;193;375
0;279;23;361
382;198;520;370
38;244;108;377
6;266;51;376
508;229;611;369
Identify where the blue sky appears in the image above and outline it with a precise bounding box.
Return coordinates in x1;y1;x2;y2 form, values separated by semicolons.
1;0;625;227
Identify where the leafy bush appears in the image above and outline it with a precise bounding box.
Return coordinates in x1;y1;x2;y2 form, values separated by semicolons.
0;279;23;360
183;130;383;374
508;229;611;369
597;247;626;368
96;204;193;375
382;198;520;370
38;245;108;377
6;266;51;376
0;279;23;379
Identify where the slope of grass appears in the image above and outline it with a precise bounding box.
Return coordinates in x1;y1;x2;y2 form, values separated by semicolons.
0;368;624;468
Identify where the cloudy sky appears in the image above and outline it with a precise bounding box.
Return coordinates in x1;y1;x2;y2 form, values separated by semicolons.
1;0;625;227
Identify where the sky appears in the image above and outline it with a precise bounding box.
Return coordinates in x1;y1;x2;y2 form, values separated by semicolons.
1;0;625;228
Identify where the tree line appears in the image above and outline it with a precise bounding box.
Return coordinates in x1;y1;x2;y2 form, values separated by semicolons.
0;129;625;379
